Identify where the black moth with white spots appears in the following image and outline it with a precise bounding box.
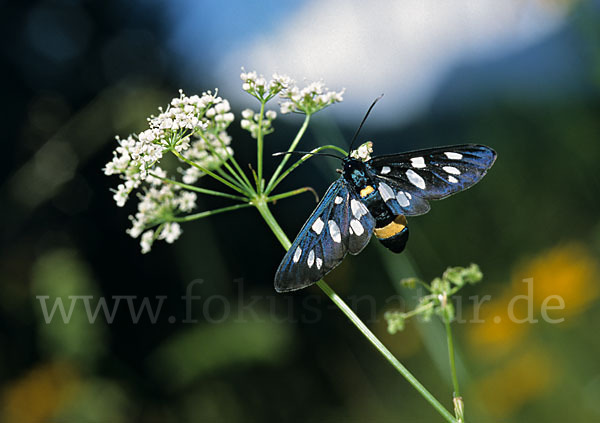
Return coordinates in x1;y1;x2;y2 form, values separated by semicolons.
275;144;496;292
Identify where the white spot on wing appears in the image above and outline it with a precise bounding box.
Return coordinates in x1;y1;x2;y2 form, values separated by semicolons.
396;191;410;207
328;220;341;243
311;217;324;234
350;219;364;235
411;157;426;168
378;182;395;202
443;166;461;175
351;199;367;219
334;196;343;204
293;247;302;263
381;166;391;175
316;257;323;269
307;249;315;268
448;175;458;183
445;152;463;160
406;169;426;189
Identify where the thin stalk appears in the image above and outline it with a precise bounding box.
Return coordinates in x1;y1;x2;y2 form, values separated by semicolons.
169;202;252;222
253;200;456;423
171;149;249;196
256;101;266;192
443;316;464;422
265;114;311;193
267;187;317;203
149;173;247;201
199;132;255;193
444;317;460;398
266;144;347;195
213;132;255;192
402;301;435;320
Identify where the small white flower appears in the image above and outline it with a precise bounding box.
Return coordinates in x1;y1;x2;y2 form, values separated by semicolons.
215;100;230;113
140;230;154;253
280;102;295;114
255;77;266;88
113;185;129;207
182;166;201;184
177;191;197;212
279;80;344;114
350;141;374;162
266;110;277;120
271;73;294;90
240;69;294;100
159;222;182;244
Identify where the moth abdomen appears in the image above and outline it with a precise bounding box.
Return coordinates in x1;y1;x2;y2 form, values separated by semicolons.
374;215;409;253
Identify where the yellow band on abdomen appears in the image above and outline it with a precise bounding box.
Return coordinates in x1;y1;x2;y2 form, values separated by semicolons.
374;215;408;239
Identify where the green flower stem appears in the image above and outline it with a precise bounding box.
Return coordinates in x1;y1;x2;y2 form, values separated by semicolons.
264;114;311;194
444;317;460;398
200;132;255;194
171;131;236;188
267;187;317;203
214;132;255;192
253;199;456;423
201;140;249;189
169;202;253;222
402;301;435;320
170;149;249;196
256;101;266;192
266;144;348;195
148;173;248;202
443;315;464;422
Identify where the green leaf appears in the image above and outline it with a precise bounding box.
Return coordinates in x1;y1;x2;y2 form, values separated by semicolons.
148;314;293;390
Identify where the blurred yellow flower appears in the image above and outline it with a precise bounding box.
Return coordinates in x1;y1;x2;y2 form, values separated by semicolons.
470;348;557;418
1;362;79;423
467;242;599;360
466;291;530;359
513;243;600;318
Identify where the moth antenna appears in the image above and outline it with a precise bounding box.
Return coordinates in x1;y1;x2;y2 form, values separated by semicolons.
348;94;384;154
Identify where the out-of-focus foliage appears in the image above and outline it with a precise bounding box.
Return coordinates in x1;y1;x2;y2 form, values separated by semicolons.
149;315;294;389
31;249;107;368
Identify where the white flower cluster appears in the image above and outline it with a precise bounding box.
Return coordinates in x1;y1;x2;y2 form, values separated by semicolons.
279;81;345;115
127;170;198;253
240;70;293;101
104;90;235;207
240;108;277;139
350;141;373;162
241;69;344;117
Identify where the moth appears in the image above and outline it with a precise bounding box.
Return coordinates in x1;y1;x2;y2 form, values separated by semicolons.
274;99;496;292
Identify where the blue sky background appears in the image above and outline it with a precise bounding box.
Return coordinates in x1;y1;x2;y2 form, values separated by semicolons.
162;0;581;126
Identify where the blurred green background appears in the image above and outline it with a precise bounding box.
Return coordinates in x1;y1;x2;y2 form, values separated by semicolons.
1;1;600;422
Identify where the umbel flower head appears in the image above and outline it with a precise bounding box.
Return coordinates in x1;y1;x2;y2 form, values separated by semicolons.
239;69;344;116
104;89;236;251
105;69;344;253
279;80;345;115
104;90;234;205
